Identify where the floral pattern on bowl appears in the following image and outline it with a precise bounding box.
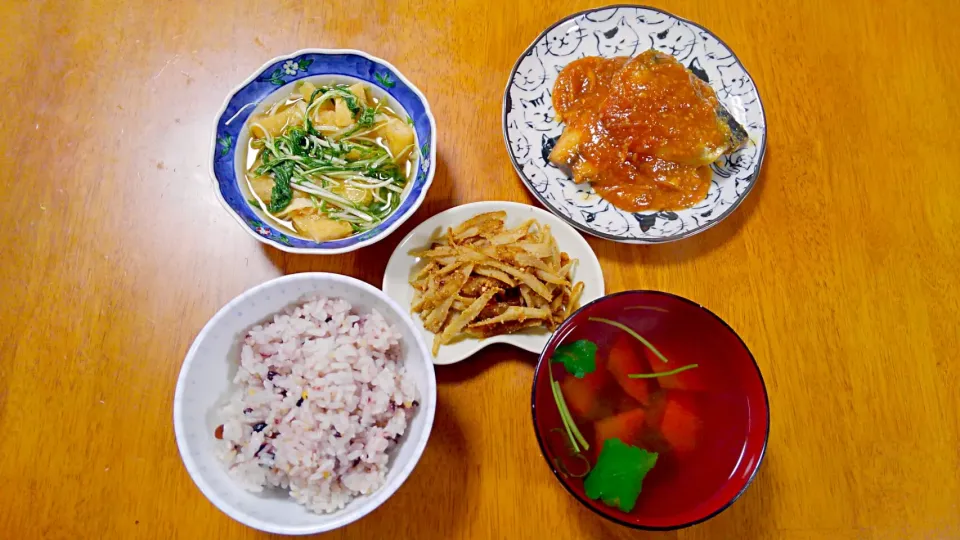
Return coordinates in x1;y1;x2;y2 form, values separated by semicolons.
502;6;767;243
210;49;436;254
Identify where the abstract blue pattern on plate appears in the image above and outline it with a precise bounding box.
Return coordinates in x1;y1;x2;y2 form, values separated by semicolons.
502;6;766;243
210;49;436;254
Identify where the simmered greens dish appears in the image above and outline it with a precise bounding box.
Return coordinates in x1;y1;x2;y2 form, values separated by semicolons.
245;81;416;242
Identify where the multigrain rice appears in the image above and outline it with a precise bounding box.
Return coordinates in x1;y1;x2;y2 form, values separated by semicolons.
214;296;419;514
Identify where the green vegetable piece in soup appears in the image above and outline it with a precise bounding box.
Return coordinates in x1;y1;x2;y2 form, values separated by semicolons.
358;106;377;127
268;161;294;213
551;339;597;378
588;317;670;364
286;127;307;156
584;438;658;513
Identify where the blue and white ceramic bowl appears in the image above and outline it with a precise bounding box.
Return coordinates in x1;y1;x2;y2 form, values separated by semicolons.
503;6;767;243
210;49;437;254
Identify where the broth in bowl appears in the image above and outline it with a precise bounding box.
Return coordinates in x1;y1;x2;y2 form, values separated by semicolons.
532;291;768;530
244;80;417;242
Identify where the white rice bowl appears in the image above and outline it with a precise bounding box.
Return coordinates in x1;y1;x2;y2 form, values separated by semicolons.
174;273;436;535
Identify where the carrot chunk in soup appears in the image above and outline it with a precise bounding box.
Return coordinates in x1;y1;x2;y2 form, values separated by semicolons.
607;333;657;405
658;391;702;454
593;408;649;450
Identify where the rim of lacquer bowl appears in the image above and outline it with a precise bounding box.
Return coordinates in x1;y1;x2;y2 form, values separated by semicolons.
530;290;770;531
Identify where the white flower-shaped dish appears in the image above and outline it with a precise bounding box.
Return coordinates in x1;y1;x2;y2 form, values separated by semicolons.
502;5;767;243
382;201;605;365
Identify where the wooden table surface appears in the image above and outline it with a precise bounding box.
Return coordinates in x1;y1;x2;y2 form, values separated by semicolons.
2;1;959;538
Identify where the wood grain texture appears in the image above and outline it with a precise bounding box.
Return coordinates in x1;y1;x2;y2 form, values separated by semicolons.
1;0;958;538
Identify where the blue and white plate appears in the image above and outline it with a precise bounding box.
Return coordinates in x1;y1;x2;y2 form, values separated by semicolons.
502;6;766;243
210;49;436;254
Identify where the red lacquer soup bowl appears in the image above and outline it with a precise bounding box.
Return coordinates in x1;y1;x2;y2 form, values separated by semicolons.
531;291;769;530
